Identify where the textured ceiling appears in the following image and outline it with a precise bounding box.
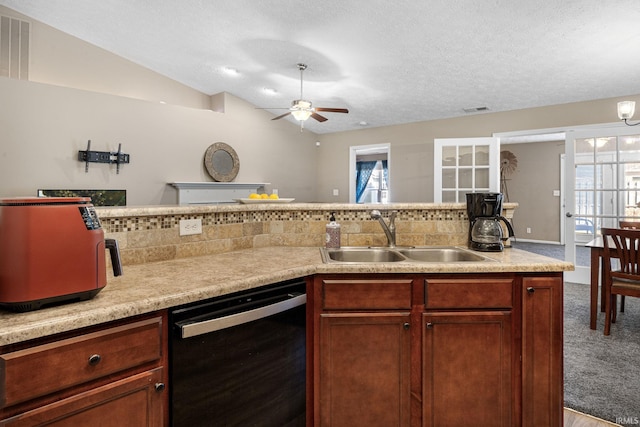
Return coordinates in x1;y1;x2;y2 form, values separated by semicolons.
2;0;640;134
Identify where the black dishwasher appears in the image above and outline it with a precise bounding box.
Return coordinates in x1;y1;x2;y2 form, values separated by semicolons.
169;279;306;427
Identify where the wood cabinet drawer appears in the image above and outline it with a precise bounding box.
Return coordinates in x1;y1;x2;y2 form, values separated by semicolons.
0;317;162;408
425;278;514;309
322;279;413;310
0;368;164;427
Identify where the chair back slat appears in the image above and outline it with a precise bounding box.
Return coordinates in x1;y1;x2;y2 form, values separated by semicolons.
602;228;640;279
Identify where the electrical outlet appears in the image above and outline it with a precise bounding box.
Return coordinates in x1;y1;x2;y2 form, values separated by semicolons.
333;189;339;196
526;227;532;234
180;219;202;236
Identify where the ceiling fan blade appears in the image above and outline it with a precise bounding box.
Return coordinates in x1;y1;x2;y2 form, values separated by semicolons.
311;112;328;122
315;107;349;114
272;112;292;121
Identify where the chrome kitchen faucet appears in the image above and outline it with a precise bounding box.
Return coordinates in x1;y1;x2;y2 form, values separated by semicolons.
371;210;397;247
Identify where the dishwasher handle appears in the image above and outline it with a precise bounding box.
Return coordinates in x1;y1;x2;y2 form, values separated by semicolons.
178;293;306;338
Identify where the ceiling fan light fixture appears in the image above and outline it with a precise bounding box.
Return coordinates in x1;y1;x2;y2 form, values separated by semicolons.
291;109;312;121
291;100;313;121
262;63;348;127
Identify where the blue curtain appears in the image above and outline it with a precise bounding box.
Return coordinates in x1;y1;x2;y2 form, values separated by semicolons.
356;161;377;203
381;160;388;190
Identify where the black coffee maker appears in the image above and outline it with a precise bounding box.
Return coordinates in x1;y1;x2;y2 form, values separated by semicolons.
466;193;515;252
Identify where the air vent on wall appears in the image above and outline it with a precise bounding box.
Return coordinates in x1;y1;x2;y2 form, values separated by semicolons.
0;15;30;80
463;106;489;113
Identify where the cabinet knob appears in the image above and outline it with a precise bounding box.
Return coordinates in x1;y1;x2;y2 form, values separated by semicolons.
155;383;166;392
426;322;433;329
526;287;535;294
403;322;410;330
88;354;102;366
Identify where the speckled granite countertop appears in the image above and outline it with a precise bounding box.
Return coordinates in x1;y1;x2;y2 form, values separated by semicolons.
0;246;572;347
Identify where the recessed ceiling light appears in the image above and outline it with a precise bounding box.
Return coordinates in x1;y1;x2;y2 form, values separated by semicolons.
359;121;368;126
263;88;278;96
221;67;239;76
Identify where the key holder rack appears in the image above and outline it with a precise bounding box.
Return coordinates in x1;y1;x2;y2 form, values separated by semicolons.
78;140;130;174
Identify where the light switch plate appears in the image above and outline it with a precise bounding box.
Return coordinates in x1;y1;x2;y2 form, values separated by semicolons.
180;219;202;236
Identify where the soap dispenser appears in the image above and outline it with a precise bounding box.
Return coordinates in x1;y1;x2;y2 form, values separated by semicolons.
325;212;341;249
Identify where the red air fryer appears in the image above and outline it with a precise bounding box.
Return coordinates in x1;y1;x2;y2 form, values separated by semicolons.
0;197;122;312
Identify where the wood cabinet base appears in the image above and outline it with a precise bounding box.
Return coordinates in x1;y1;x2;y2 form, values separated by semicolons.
310;273;563;427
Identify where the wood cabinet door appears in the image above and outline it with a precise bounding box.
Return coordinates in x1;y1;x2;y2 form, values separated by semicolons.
319;313;411;427
0;368;165;427
521;276;563;427
422;311;512;427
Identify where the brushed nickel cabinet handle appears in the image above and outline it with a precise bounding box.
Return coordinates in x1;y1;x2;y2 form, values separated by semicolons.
155;383;166;392
526;287;535;294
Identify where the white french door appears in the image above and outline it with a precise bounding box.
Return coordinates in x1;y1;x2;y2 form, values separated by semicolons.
564;126;640;284
434;137;500;202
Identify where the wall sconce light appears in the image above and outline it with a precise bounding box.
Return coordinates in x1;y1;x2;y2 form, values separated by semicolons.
618;101;640;126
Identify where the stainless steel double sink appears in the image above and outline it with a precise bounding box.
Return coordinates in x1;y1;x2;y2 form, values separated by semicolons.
320;246;496;263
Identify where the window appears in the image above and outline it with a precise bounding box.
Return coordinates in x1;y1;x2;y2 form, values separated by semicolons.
357;160;388;203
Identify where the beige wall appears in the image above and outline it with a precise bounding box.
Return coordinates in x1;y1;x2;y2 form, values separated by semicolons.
314;100;640;204
0;79;319;205
502;141;565;242
3;5;640;241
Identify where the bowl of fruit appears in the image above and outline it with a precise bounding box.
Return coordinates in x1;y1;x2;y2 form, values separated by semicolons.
234;193;295;204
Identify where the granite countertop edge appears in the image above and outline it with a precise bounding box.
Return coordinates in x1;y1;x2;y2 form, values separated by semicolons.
95;202;519;217
0;246;572;347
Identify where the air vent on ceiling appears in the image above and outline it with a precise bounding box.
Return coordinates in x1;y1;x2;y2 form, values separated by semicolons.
463;106;489;113
0;15;30;80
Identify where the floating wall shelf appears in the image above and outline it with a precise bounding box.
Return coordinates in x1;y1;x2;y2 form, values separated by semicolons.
169;182;269;205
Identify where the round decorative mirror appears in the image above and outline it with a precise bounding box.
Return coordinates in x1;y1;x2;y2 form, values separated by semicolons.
204;142;239;182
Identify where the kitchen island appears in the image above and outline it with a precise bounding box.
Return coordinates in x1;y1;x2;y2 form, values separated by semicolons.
0;202;572;427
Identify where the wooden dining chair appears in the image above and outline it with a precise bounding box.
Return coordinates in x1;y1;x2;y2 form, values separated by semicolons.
617;221;640;311
601;227;640;335
619;220;640;229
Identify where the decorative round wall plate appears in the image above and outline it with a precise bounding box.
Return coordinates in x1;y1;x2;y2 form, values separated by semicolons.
204;142;239;182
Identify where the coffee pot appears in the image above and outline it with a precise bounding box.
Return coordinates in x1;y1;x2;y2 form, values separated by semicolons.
466;193;515;252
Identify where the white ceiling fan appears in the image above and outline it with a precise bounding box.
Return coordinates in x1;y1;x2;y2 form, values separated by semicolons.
267;63;349;130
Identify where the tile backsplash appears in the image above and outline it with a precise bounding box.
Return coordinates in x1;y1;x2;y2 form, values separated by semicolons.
98;204;516;266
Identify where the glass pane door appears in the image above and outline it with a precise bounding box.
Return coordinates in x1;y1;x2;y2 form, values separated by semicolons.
434;137;500;202
564;127;640;284
575;134;640;239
